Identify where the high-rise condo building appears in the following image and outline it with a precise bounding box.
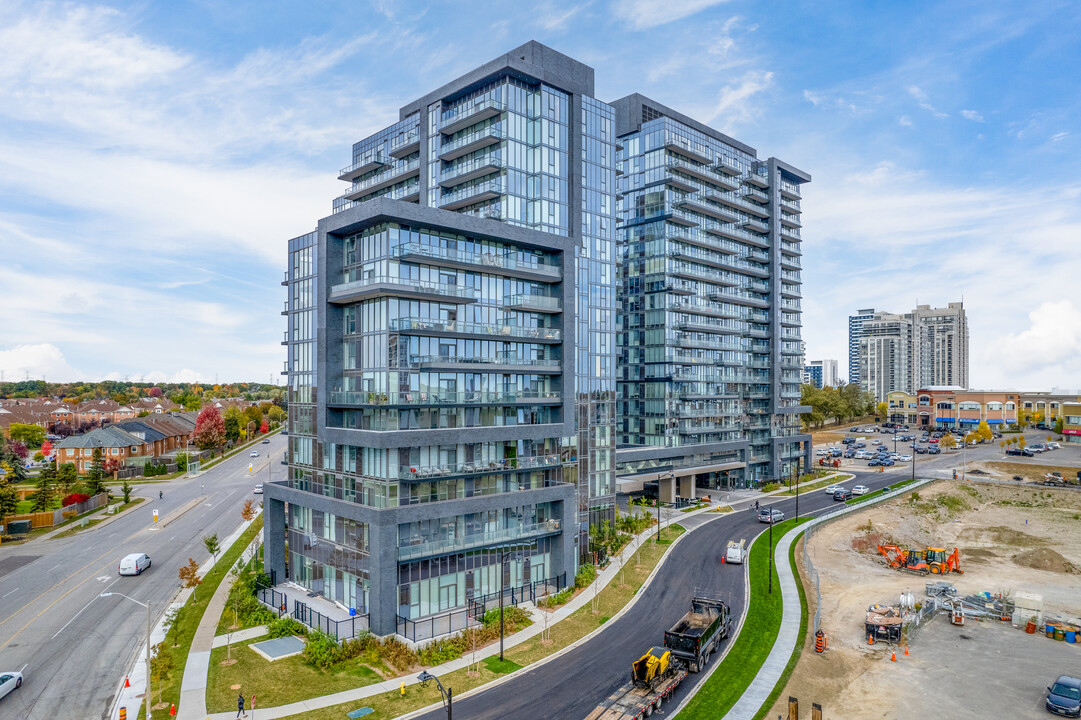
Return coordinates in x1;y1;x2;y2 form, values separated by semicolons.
803;359;838;389
855;302;969;401
847;308;876;385
272;42;810;638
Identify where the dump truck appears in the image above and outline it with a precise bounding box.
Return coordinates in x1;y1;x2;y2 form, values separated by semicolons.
663;595;731;672
725;538;747;564
584;646;687;720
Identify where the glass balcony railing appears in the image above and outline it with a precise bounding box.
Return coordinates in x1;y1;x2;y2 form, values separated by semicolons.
340;158;420;197
329;276;477;302
505;294;562;312
399;453;563;480
440;154;504;185
339;152;392;180
398;519;560;561
392;243;561;279
409;354;560;369
439;126;505;158
326;389;561;406
439;98;507;133
439;178;505;210
389;317;562;341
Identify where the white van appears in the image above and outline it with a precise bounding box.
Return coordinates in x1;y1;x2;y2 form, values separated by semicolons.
725;538;747;564
118;553;152;576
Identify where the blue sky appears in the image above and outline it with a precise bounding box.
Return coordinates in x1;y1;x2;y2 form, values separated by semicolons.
1;0;1079;389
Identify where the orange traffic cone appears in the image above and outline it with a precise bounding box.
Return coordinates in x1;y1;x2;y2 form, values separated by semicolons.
170;703;176;716
868;633;874;645
891;650;896;661
124;675;130;688
904;645;909;656
721;556;726;564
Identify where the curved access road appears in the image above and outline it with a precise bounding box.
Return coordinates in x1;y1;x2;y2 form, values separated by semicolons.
412;468;908;720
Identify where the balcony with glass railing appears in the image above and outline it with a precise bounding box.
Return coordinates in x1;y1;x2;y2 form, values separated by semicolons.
781;213;801;229
439;125;506;161
666;227;741;255
670;261;738;287
439;154;504;188
392;243;561;282
326;389;562;406
408;354;561;373
780;194;801;213
674;334;743;351
338;159;421;202
328;276;478;305
339;152;393;182
439;178;505;211
741;218;770;235
664;132;713;164
707;288;770;308
399;453;564;481
389;317;562;342
389;130;420;158
666;159;737;191
505;294;562;313
398;519;561;561
669;299;740;320
677;197;740;224
780;180;802;200
780;227;801;242
334;181;421;213
745;173;769;189
709;192;770;219
439;98;507;135
656;279;697;296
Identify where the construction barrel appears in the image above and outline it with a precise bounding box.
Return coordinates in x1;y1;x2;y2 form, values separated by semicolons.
815;630;827;653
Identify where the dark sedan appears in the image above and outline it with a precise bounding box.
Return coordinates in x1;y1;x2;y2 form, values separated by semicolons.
1046;675;1081;717
832;488;853;501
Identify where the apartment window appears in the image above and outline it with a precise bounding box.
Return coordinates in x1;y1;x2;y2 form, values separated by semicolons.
111;448;119;455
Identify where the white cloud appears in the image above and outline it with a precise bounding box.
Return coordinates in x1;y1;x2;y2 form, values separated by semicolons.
899;115;913;127
907;85;948;118
993;302;1081;378
613;0;733;30
0;344;86;383
539;1;594;30
961;109;984;122
707;70;774;128
1051;131;1070;142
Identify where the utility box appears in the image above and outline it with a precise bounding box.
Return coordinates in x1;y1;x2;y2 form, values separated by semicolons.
7;519;31;535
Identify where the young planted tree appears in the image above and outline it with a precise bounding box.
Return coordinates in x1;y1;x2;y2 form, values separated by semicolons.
203;533;220;564
939;434;957;451
178;558;202;587
121;479;133;504
241;498;256;522
148;642;173;704
56;463;78;493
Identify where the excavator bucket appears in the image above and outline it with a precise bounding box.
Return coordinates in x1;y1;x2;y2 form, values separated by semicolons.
631;647;670;688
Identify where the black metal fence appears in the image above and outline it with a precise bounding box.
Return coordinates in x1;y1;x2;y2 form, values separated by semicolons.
254;581;369;641
396;572;567;642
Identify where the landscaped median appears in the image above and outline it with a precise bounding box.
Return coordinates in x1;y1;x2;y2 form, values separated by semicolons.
213;524;688;720
845;478;919;506
678;517;811;719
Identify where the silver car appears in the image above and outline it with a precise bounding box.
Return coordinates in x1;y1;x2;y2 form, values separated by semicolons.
0;671;23;701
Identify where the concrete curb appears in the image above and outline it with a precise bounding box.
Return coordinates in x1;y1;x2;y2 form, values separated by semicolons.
717;477;938;720
203;509;717;720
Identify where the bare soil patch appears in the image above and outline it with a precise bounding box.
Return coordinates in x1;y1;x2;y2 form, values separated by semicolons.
767;479;1081;719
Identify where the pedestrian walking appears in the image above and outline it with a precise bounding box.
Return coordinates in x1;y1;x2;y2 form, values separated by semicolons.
159;490;163;500
237;692;246;718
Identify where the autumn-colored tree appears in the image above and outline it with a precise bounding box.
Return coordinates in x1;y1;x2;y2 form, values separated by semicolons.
41;439;52;457
103;458;124;475
178;558;202;587
8;423;46;448
149;386;163;398
976;420;993;442
193;406;226;450
241;498;256;522
259;419;269;434
939;434;957;451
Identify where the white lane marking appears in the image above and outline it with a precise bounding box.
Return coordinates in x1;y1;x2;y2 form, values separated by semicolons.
96;576;110;582
48;564;61;572
168;536;175;542
51;577;119;639
1;588;18;599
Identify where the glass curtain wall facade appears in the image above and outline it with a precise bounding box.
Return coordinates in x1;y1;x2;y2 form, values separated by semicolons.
613;96;811;486
269;42;614;637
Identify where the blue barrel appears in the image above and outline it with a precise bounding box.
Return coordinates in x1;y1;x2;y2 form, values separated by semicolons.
1066;630;1076;644
1046;624;1055;638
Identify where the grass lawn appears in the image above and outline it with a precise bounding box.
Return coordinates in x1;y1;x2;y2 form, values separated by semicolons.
15;498;61;513
139;517;264;720
679;517;811;719
266;525;688;720
207;637;382;712
845;478;920;506
778;473;853;496
51;498;145;538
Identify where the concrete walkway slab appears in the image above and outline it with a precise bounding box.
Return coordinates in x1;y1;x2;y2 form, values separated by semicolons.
212;625;268;648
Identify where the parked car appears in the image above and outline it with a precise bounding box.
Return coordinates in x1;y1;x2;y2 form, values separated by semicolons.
815;448;829;457
832;487;853;501
929;438;939;444
824;484;843;494
1006;448;1035;457
927;446;941;455
829;448;842;458
262;438;270;444
254;484;264;494
0;671;23;701
852;485;870;496
842;437;855;444
1045;675;1081;717
855;442;867;449
118;553;151;576
249;450;259;458
758;508;785;524
914;446;928;454
1048;442;1062;450
844;449;856;458
898;455;913;462
1029;444;1047;452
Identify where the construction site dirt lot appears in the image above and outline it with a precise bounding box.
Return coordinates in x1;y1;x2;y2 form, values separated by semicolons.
768;479;1081;720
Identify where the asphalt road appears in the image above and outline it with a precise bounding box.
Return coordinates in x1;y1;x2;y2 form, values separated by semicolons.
0;435;286;720
412;468;916;720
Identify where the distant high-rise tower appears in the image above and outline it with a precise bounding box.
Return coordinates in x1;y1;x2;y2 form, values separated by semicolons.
803;359;838;389
912;302;968;389
859;312;912;402
848;308;876;385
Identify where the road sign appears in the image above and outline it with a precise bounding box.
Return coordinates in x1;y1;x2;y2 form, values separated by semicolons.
153;509;158;523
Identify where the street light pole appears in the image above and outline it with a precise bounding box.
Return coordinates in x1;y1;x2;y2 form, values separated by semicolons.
102;592;152;719
417;671;452;720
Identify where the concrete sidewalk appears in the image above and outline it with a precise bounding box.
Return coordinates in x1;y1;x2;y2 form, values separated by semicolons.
201;505;715;720
212;625;269;649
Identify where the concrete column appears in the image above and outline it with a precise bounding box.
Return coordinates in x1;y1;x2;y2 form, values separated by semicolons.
677;475;694;500
557;498;578;585
264;497;287;585
368;520;399;637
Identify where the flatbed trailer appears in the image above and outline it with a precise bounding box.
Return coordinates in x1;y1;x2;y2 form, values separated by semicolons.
584;666;688;720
